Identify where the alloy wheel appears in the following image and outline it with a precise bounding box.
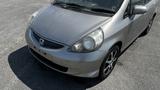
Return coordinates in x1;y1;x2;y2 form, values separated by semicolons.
103;49;118;76
99;45;120;80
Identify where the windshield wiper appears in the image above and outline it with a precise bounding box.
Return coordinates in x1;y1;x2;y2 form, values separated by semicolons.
89;8;115;14
65;3;85;8
53;2;67;7
54;2;85;9
53;2;115;14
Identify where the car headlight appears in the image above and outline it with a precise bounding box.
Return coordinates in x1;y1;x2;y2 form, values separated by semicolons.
28;11;39;26
71;29;104;53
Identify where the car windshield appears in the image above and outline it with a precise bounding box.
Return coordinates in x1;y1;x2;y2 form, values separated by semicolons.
53;0;124;14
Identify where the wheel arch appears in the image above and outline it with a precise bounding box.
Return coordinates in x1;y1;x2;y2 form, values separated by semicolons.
112;41;123;52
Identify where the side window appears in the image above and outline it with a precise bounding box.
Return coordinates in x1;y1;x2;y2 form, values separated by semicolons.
124;5;131;18
145;0;152;4
131;0;145;5
124;1;132;18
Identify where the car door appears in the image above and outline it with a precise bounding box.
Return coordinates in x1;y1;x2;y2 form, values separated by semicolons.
127;0;149;44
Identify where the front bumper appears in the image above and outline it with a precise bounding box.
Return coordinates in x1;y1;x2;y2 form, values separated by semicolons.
25;28;106;78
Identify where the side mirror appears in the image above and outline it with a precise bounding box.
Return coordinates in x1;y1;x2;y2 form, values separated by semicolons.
133;5;148;14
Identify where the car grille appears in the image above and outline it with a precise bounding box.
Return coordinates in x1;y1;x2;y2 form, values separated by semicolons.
30;48;68;72
32;31;64;49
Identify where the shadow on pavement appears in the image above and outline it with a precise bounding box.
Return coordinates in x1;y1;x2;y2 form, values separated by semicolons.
8;46;103;90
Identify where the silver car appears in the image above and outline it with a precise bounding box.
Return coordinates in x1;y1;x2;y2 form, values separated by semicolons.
25;0;158;79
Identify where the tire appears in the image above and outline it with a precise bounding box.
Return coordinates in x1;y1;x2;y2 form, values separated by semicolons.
140;16;154;37
99;45;120;80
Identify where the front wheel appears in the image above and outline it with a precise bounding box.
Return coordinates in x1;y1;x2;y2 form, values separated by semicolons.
99;45;120;80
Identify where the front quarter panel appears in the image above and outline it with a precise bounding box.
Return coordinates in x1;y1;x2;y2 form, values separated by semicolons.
100;18;130;53
99;0;130;53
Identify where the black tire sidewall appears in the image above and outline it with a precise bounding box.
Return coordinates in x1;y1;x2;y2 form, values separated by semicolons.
146;17;154;33
141;17;154;36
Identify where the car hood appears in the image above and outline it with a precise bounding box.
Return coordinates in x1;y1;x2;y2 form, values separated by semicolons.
31;5;110;46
